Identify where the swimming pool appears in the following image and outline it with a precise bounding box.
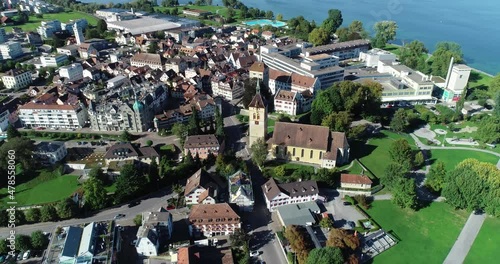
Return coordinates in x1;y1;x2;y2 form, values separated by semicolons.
244;19;287;28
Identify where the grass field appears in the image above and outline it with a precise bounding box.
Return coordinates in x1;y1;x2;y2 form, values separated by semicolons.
267;118;276;133
468;70;493;90
0;175;80;207
429;149;498;171
464;217;500;264
356;130;417;179
368;201;469;264
1;11;98;33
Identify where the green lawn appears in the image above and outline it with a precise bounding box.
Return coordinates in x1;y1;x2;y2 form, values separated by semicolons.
356;130;417;179
2;11;98;33
368;201;469;264
0;175;80;207
468;70;492;90
267;118;276;133
464;217;500;264
429;149;499;171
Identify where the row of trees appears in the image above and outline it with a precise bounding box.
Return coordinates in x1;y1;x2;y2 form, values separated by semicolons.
310;80;383;127
0;198;78;227
0;231;49;253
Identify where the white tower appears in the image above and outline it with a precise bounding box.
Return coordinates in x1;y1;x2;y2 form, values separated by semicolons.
73;23;84;45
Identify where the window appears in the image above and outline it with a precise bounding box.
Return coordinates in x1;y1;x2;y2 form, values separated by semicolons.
319;151;322;159
310;150;313;158
292;148;296;156
301;149;304;157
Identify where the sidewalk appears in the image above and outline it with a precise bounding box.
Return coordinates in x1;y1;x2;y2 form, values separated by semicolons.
443;212;486;264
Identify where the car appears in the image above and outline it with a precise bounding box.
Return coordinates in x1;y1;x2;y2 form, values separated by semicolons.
114;214;126;219
249;251;260;257
17;252;23;261
22;250;30;260
0;255;6;262
128;201;140;208
473;209;483;215
343;201;352;206
166;204;176;210
131;239;138;246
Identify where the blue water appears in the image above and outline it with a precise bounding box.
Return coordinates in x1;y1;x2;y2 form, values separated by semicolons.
244;19;286;27
81;0;500;75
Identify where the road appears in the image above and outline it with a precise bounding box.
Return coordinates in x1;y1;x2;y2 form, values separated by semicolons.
0;188;174;238
443;212;486;264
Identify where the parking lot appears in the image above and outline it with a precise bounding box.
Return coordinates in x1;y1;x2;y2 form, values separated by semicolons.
320;189;366;229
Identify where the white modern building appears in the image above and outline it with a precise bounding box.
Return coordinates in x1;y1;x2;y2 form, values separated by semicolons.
59;63;83;82
1;69;32;90
0;41;23;59
73;23;85;45
41;54;68;68
359;48;397;67
33;141;67;164
262;179;319;212
19;102;88;129
37;20;61;38
443;62;471;102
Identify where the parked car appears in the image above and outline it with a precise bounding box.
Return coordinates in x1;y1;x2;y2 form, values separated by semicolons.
249;251;260;257
22;250;30;260
114;214;126;219
343;201;352;206
128;201;140;208
17;252;23;261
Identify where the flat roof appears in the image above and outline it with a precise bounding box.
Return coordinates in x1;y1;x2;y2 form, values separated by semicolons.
106;15;199;35
277;201;319;226
61;226;83;258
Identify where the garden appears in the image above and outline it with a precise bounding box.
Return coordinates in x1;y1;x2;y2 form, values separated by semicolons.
2;11;98;33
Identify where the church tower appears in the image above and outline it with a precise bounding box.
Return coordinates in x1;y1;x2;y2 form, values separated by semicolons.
248;81;268;147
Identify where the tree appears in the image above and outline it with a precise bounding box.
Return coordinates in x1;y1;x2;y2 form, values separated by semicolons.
276;14;283;21
226;7;235;23
326;228;360;255
388;139;413;168
414;151;425;168
390;108;408;133
321;9;343;36
319;217;334;229
119;130;133;142
353;195;371;209
383;163;408;190
308;28;330;46
83;176;108;210
476;116;500;144
87;167;106;183
31;230;49;250
306;247;344;264
372;21;398;48
57;198;78;219
133;214;142;226
274;165;286;178
85;28;101;39
146;140;153;147
6;124;21;139
15;235;31;251
431;42;463;78
312;168;338;187
426;161;447;192
0;239;7;254
265;10;274;19
392;178;417;209
399;40;428;71
187;107;201;135
40;204;58;222
96;19;107;32
321;111;352;132
215;108;225;139
335;27;350;42
172;123;188;145
250;137;267;168
230;228;249;248
0;137;34;171
115;164;144;203
25;207;41;223
285;225;314;264
147;41;159;53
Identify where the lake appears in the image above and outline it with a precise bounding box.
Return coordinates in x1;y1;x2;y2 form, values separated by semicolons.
80;0;500;75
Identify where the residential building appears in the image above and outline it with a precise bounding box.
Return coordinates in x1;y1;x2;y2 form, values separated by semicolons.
0;41;23;59
248;82;268;147
82;67;102;81
33;141;67;164
260;43;344;90
443;63;471;102
154;93;216;130
249;62;269;84
37;20;61;38
303;39;371;59
130;53;165;70
211;79;244;100
26;32;43;46
176;245;235;264
274;89;298;116
188;203;241;237
184;134;222;160
59;63;83;82
57;45;79;57
0;106;10;135
88;100;152;132
106;75;129;88
77;222;97;263
358;48;397;67
276;201;321;226
136;211;173;257
103;142;159;166
0;28;6;43
59;222;97;264
262;178;319;212
19;102;88;129
59;226;83;264
340;174;373;190
269;122;350;168
228;170;254;212
1;69;32;90
41;54;68;68
184;169;223;205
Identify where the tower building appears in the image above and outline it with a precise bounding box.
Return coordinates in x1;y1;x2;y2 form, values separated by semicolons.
248;81;268;147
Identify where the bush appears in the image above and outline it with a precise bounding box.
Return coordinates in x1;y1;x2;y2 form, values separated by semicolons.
344;195;356;205
353;195;371;209
146;140;153;147
133;214;142;226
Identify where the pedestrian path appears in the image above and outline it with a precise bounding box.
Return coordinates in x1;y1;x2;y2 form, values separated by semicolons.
443;212;486;264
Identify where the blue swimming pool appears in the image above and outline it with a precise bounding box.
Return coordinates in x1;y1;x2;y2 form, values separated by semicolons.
244;19;287;28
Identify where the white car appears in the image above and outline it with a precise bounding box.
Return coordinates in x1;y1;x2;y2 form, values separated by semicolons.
249;251;260;257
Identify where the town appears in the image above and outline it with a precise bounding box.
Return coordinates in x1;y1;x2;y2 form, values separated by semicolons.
0;0;499;264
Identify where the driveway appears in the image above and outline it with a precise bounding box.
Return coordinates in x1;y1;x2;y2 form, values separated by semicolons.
321;189;366;228
443;212;486;264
